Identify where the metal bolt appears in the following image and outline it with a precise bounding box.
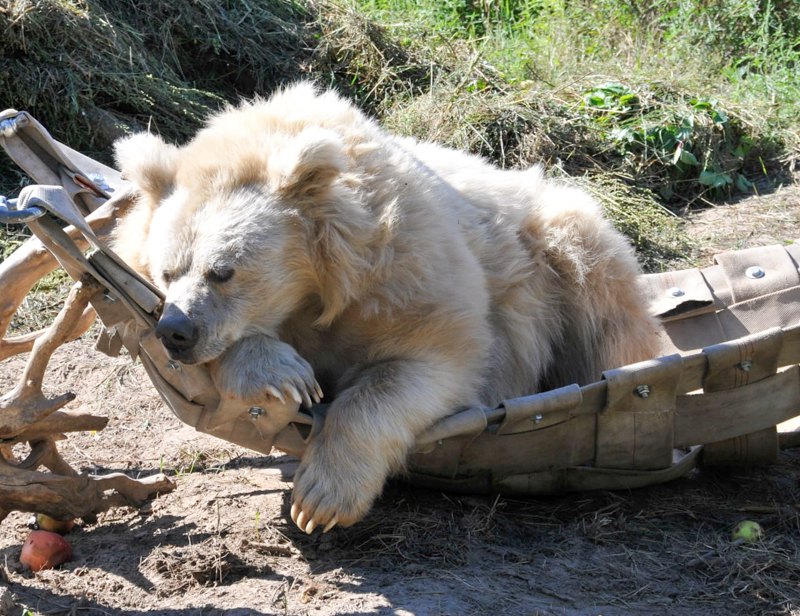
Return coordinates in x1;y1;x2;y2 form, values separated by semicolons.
88;173;113;192
745;266;765;279
532;413;543;424
437;439;443;447
0;116;24;138
249;406;265;420
739;360;752;372
635;385;651;398
103;291;117;304
667;287;685;298
166;360;181;371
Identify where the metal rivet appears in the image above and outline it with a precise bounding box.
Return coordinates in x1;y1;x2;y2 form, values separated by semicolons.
166;360;181;371
532;413;544;424
103;291;117;303
0;116;25;138
745;266;765;279
667;287;685;298
635;385;651;398
249;406;264;420
436;439;443;447
89;173;113;192
739;360;752;372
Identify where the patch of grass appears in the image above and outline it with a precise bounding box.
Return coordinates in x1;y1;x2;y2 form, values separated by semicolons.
158;444;236;477
312;1;434;114
6;269;73;335
0;0;321;158
358;0;799;208
1;0;798;272
576;82;778;205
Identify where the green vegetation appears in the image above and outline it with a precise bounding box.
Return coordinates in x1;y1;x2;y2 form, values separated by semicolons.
361;0;799;205
1;0;798;270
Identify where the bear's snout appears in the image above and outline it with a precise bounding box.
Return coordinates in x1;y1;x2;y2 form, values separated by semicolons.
155;306;200;360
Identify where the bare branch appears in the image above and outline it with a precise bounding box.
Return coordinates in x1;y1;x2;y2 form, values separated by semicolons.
0;457;175;520
0;279;96;439
0;188;174;523
0;191;133;361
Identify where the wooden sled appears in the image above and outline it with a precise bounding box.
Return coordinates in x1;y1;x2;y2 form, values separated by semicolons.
1;108;798;523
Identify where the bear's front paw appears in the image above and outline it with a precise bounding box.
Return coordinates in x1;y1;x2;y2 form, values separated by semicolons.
212;335;323;408
251;349;323;410
290;441;387;534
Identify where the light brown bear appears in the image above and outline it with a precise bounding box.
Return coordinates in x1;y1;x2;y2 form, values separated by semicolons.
112;82;663;534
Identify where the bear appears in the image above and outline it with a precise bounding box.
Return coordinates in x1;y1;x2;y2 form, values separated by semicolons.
112;82;663;534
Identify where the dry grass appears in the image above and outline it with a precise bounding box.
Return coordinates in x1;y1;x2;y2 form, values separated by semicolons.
4;0;796;267
0;0;312;152
310;0;434;113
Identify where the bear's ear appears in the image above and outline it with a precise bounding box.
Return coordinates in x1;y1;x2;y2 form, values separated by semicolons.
114;133;179;200
275;128;347;199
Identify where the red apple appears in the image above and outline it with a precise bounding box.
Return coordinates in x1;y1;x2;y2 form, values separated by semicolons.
20;530;73;571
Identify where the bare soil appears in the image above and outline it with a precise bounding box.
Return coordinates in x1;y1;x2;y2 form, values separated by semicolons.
2;185;800;616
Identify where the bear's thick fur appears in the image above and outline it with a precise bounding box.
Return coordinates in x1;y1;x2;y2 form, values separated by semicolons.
113;83;663;533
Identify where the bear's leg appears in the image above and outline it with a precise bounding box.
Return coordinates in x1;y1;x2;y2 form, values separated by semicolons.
290;358;464;533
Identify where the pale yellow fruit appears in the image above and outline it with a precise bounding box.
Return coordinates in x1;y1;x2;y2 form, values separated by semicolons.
732;520;763;543
36;513;75;534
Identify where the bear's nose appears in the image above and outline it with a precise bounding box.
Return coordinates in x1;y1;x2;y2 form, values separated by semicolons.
155;311;199;354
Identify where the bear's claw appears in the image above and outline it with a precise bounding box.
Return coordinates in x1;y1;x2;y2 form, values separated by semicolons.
265;385;285;404
323;516;338;533
291;497;340;534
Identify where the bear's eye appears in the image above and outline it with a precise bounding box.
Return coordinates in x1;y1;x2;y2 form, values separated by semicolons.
206;266;234;284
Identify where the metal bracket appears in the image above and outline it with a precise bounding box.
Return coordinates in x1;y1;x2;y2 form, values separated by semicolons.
0;195;46;224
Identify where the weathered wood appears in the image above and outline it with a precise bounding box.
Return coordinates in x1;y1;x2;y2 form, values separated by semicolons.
0;456;174;520
0;187;175;522
0;280;95;439
3;410;108;445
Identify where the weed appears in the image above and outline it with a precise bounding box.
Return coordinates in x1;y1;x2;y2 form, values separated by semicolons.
156;445;234;477
580;84;760;201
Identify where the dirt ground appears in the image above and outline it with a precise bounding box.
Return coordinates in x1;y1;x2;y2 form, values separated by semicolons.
2;184;800;616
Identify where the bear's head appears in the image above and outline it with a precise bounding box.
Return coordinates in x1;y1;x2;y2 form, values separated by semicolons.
113;100;380;365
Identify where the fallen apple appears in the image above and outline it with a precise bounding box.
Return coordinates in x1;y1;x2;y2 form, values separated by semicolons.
732;520;764;543
36;513;75;534
20;530;73;571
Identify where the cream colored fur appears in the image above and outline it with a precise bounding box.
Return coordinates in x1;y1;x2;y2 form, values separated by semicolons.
113;82;663;532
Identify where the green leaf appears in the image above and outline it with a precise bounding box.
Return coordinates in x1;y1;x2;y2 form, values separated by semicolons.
699;170;734;188
736;174;754;192
598;82;630;95
610;127;635;142
672;143;683;165
585;93;607;108
690;98;713;111
618;93;639;107
733;135;754;158
679;149;700;166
